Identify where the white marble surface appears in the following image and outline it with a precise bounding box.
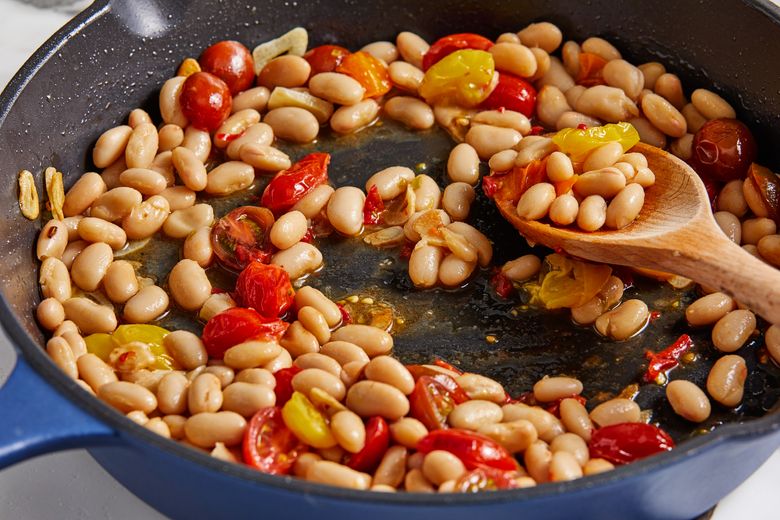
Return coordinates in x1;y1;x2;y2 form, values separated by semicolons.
0;1;779;518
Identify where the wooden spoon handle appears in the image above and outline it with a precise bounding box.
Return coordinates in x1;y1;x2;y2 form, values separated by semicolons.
671;232;780;324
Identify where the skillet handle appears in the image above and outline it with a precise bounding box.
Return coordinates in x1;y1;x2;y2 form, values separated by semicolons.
0;354;116;470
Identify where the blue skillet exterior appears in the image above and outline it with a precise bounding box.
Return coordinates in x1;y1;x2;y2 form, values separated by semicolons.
1;0;780;518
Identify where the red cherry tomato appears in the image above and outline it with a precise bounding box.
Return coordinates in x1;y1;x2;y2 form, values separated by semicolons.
575;52;608;87
304;44;351;75
345;417;390;472
417;429;519;471
211;206;275;272
336;51;391;98
199;40;255;95
260;153;331;216
406;367;469;403
274;366;303;406
363;185;384;225
479;73;537;118
456;467;526;492
202;307;289;359
180;71;232;131
589;422;675;465
235;262;295;319
243;406;306;475
408;375;465;431
692;118;757;182
748;163;780;223
490;269;515;299
422;33;494;71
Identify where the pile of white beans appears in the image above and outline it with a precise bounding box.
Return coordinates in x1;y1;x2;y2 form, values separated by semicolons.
28;20;780;493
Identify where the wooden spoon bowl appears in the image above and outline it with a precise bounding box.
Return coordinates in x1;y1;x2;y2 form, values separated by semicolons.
495;143;780;323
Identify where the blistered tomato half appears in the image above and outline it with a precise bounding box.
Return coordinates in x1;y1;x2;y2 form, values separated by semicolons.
419;49;496;108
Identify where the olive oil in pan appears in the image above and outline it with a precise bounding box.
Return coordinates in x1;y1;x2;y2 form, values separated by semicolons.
122;120;780;442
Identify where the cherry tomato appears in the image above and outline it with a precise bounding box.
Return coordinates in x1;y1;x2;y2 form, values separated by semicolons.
199;40;255;95
260;153;331;216
305;44;351;75
243;406;306;475
692;118;757;182
417;429;519;471
409;375;460;430
589;422;675;465
479;73;537;118
552;122;640;162
180;71;232;131
576;52;607;87
419;49;495;107
202;307;289;359
235;262;295;319
211;206;275;272
274;366;303;406
345;417;390;472
282;391;337;449
363;185;385;225
336;51;391;98
748;163;780;223
406;368;470;402
456;467;526;492
422;33;494;71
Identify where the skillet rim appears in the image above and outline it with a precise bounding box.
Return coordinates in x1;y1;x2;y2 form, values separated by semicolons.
0;0;779;506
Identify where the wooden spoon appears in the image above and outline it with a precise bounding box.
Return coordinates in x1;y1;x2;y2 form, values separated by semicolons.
495;142;780;324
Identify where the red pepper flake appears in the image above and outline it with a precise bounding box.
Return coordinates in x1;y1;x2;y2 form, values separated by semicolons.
300;227;314;243
576;123;588;130
650;310;662;321
337;303;352;325
529;125;544;136
643;334;693;383
490;269;514;299
211;287;227;294
362;185;385;225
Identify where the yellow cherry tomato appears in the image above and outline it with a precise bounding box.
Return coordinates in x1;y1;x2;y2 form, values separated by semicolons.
84;333;115;361
84;324;175;370
528;254;612;309
419;49;495;107
282;391;338;449
552;122;640;162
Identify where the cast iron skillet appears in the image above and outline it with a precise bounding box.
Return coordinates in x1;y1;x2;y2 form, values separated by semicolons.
1;1;780;519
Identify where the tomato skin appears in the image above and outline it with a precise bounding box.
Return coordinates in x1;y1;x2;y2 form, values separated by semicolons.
345;417;390;472
336;51;391;98
274;366;303;406
202;307;289;359
575;52;608;87
479;73;537;118
433;358;463;375
260;153;331;216
417;429;519;471
235;262;295;319
423;33;494;71
243;406;307;475
643;334;693;383
211;206;275;272
749;163;780;223
282;391;338;449
199;40;255;95
304;44;351;75
589;423;675;465
180;72;233;131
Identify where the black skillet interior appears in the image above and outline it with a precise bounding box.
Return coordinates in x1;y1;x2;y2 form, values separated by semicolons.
1;0;780;456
